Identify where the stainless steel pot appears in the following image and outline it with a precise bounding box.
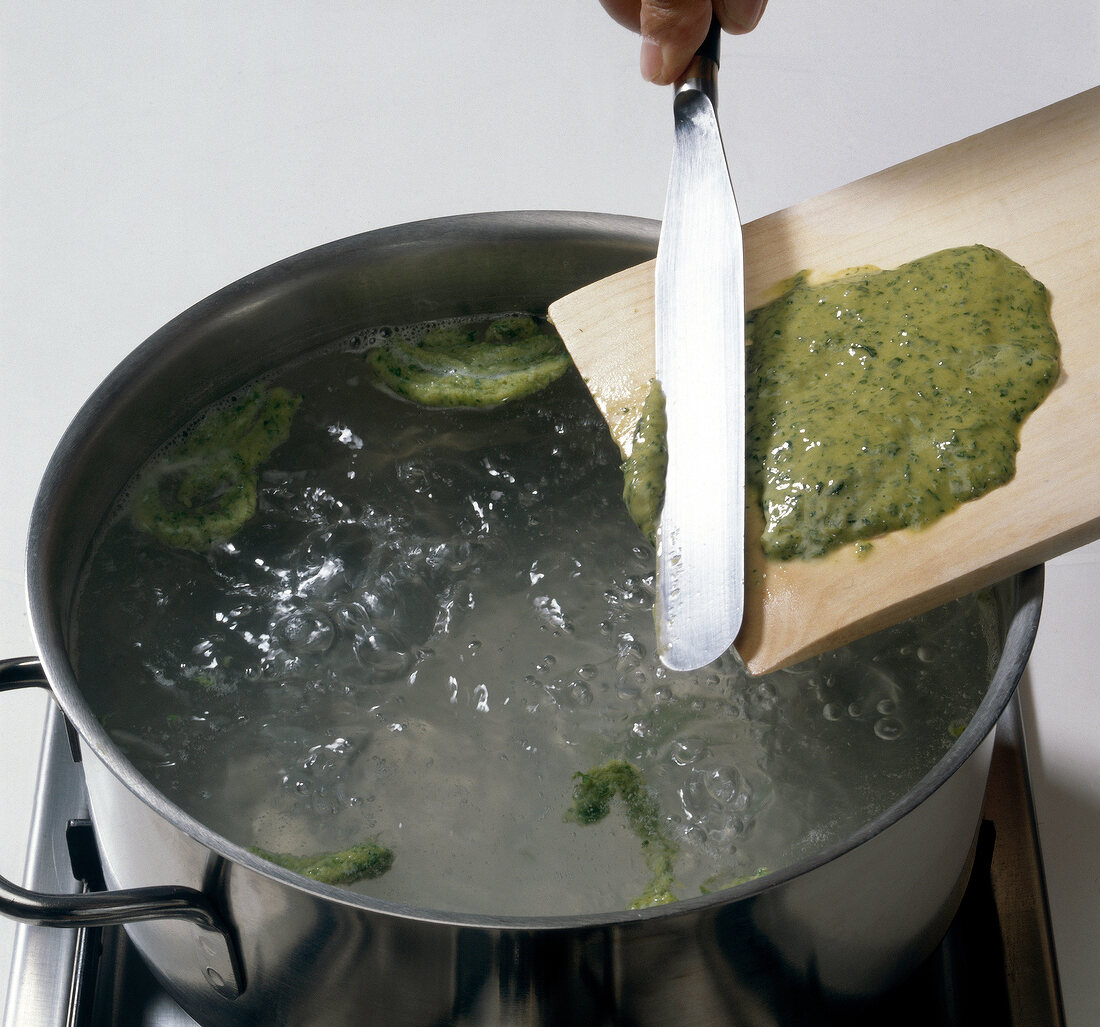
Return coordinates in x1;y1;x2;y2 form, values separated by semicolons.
2;212;1043;1025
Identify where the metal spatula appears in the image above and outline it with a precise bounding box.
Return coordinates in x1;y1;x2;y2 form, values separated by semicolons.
654;18;745;671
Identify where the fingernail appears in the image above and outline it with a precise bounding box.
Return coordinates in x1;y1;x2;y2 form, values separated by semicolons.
640;36;663;83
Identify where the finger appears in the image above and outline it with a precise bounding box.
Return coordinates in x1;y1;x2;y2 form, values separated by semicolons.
714;0;768;34
600;0;769;35
637;0;714;84
599;0;643;32
599;1;769;84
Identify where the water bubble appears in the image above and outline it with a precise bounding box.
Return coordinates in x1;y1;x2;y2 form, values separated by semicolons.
683;823;708;845
611;574;654;612
354;580;437;646
297;556;348;601
275;607;335;654
822;702;844;721
442;539;474;574
616;634;646;672
671;738;707;767
748;680;778;716
704;765;744;806
353;628;414;683
680;765;750;832
533;595;572;633
334;601;370;632
680;774;715;823
615;680;642;701
567;680;592;706
544;678;591;710
874;716;905;741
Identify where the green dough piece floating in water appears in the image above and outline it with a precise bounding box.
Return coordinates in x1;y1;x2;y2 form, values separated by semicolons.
132;384;301;550
567;758;679;909
366;315;572;408
249;842;394;886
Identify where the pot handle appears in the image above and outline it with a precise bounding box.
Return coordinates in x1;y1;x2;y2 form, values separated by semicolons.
0;656;244;1001
0;656;50;688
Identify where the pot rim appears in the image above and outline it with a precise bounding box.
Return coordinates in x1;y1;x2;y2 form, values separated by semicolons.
24;210;1044;931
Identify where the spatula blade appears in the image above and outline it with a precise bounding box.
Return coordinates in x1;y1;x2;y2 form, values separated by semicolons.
655;44;745;671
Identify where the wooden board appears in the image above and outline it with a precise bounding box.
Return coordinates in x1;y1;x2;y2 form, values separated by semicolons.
549;87;1100;676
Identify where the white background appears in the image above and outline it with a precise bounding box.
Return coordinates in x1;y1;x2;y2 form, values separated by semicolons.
2;1;1097;1021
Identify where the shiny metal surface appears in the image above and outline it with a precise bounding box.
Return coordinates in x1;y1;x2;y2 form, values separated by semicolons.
0;661;243;1001
655;21;745;670
2;694;84;1027
985;691;1066;1023
3;703;203;1027
15;212;1044;1024
6;692;1065;1026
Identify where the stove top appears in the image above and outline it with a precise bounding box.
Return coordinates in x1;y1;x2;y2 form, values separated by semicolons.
4;696;1063;1026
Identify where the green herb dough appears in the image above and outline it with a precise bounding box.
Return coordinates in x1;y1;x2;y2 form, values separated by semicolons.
366;315;571;408
250;841;394;886
132;384;301;550
624;245;1059;560
567;758;679;909
621;383;667;544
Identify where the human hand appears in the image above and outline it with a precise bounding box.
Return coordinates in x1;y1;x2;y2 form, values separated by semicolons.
600;1;768;84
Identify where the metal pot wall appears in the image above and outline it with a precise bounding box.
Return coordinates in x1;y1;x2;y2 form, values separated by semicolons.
2;212;1042;1025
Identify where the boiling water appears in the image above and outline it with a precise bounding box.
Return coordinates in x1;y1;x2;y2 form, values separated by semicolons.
72;323;999;916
